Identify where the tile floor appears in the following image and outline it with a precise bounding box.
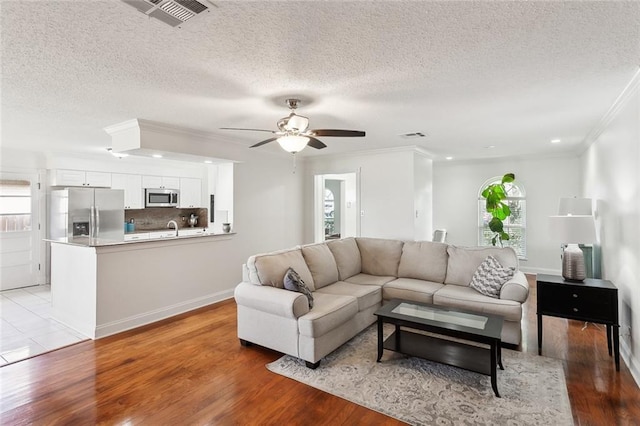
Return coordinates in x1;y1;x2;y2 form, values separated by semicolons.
0;285;87;366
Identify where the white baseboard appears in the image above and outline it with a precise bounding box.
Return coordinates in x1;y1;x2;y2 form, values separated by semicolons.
94;289;235;339
620;339;640;389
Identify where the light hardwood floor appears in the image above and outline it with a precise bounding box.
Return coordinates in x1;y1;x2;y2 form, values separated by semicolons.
1;278;639;425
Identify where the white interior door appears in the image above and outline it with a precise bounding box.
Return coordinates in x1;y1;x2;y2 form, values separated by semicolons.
0;172;40;290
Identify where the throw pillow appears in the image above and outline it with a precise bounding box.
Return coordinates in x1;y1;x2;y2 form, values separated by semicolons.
284;267;314;308
469;255;516;298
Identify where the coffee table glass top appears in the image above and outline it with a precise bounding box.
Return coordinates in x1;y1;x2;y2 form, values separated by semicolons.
392;302;488;329
375;299;503;340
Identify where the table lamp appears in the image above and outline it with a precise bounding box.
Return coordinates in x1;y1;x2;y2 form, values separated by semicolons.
549;214;596;281
558;197;593;216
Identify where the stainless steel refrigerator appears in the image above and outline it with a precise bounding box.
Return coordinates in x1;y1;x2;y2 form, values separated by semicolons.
50;188;125;241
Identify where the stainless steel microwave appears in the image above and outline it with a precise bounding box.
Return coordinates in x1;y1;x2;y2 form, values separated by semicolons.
145;188;179;208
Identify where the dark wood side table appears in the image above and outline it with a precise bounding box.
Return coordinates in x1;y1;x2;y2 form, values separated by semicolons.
537;273;619;371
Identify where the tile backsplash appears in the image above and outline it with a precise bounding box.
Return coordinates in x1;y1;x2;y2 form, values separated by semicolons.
124;208;208;231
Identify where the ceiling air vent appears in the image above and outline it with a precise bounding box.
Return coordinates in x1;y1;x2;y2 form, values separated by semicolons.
122;0;211;28
399;132;427;139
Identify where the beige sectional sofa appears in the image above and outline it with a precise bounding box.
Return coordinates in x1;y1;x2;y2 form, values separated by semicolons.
234;237;529;368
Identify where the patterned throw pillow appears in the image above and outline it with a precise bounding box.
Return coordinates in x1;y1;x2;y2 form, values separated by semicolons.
284;267;314;308
469;255;516;298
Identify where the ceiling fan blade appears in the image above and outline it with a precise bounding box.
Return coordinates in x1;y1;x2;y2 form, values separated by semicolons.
310;129;365;137
220;127;276;134
307;137;327;149
249;137;278;148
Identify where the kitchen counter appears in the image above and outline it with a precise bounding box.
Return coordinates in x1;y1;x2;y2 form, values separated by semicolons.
49;231;236;339
46;229;235;247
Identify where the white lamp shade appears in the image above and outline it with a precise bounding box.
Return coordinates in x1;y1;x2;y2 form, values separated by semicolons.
549;215;596;244
558;197;592;215
285;114;309;132
277;135;309;153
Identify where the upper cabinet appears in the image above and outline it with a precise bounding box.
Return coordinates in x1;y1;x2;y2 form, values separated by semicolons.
51;170;112;187
179;177;202;208
111;173;143;209
142;175;180;190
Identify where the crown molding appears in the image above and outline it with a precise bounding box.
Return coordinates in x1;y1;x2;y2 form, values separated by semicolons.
434;150;581;167
580;67;640;153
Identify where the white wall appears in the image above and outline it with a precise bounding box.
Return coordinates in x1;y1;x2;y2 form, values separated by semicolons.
342;173;358;238
304;147;433;242
414;152;433;241
433;155;582;273
581;80;640;386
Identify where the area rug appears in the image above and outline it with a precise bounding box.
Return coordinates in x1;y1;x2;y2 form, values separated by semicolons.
267;325;573;426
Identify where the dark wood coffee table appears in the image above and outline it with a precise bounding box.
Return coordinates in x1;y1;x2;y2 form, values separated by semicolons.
374;299;505;397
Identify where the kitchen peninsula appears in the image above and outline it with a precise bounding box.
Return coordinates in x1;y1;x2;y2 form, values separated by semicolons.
49;232;235;339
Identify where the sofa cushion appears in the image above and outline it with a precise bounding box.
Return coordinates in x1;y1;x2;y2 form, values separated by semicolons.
398;241;448;283
469;256;516;298
316;281;381;311
298;293;359;338
301;243;339;289
356;237;404;277
248;248;315;290
344;273;397;287
444;246;518;286
327;237;362;280
284;267;314;308
433;284;522;321
382;278;445;304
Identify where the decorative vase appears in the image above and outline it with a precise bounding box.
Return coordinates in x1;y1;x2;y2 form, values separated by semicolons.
222;223;231;233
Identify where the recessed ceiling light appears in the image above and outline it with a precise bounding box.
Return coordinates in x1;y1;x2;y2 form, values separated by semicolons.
204;160;212;164
152;154;163;158
445;156;453;160
486;145;496;149
551;139;561;144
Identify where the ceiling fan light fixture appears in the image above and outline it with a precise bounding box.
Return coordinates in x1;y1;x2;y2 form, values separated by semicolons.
286;114;309;132
277;135;309;153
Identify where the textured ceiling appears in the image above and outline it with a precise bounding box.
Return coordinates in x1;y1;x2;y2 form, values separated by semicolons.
1;0;639;161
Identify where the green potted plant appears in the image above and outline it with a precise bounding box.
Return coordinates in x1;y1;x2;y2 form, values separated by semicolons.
481;173;515;247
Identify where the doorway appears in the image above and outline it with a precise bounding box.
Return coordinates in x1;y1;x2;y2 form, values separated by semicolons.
0;172;41;290
314;173;358;243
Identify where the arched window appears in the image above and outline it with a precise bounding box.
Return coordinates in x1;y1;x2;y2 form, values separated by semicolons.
478;177;526;258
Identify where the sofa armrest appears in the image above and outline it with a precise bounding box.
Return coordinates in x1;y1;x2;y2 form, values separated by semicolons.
499;271;529;303
234;282;310;319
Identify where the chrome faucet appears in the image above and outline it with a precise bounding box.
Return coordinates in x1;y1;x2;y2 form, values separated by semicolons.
167;220;178;236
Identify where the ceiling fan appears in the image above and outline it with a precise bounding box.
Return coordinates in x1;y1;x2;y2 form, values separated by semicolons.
220;99;366;153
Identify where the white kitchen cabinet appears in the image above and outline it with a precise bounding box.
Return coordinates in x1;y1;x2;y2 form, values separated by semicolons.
51;169;112;187
178;228;205;236
148;230;178;239
111;173;143;209
142;175;180;190
124;233;150;242
179;177;202;208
